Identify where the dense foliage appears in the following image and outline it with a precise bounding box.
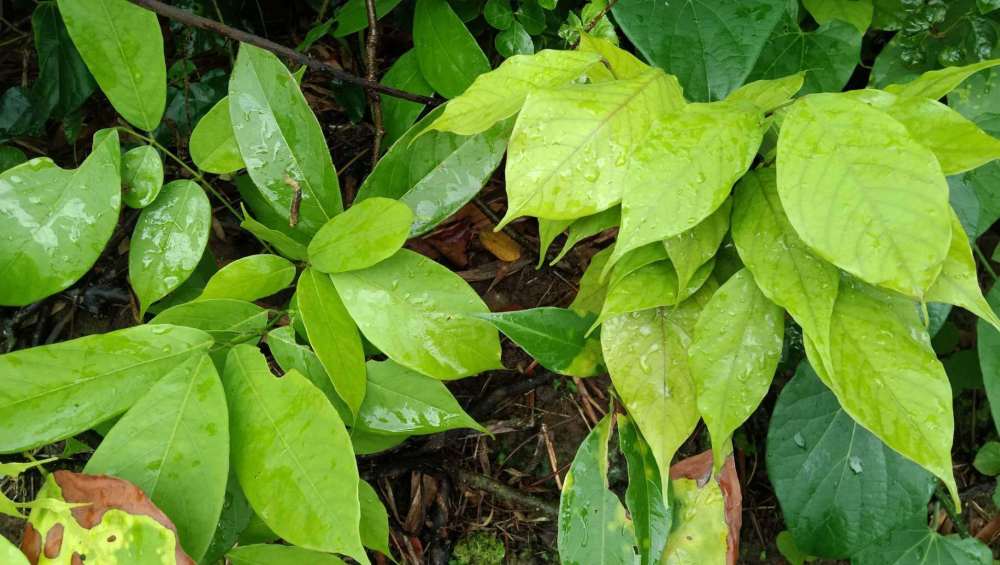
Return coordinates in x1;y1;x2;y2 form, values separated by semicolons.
2;0;1000;563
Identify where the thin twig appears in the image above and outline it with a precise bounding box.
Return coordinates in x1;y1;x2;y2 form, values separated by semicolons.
363;0;385;168
540;423;563;489
284;175;302;227
583;0;619;32
126;0;435;104
453;469;558;518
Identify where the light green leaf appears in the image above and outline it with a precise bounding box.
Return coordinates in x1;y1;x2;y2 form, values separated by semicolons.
926;212;1000;331
601;284;714;481
122;145;163;209
746;20;861;95
129;179;212;316
149;299;268;366
776;93;951;298
229;544;346;565
802;0;873;32
267;325;353;422
332;0;404;37
298;268;366;415
499;69;684;226
0;536;27;565
663;199;731;291
577;33;650;80
57;0;165;130
229;44;342;236
611;102;764;267
359;480;391;557
551;206;620;266
596;259;714;329
826;278;958;505
731;167;838;369
147;248;218;315
413;0;490;98
606;241;669;290
190;97;245;175
537;218;571;266
380;50;435;148
974;442;1000;476
309;198;412;273
725;73;805;112
569;245;613;315
356;359;484;435
223;345;365;561
199;254;296;302
0;129;120;306
330;250;501;380
853;529;992;565
0;324;212;453
352;429;409;455
885;58;1000;100
767;361;934;558
618;415;669;565
356;106;512;236
426;50;602;135
240;204;308;261
662;478;729;564
475;307;603;377
85;354;229;562
558;414;638;565
690;269;784;467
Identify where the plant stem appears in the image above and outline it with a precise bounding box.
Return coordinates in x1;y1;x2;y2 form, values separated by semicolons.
974;244;999;283
364;0;385;169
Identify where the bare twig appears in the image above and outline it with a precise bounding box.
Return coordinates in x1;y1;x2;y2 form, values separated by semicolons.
126;0;435;104
363;0;385;168
284;175;302;227
540;423;563;489
453;469;558;518
583;0;620;32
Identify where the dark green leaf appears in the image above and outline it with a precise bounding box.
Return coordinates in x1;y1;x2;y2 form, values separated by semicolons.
853;529;992;565
617;415;669;565
475;307;603;377
413;0;490;98
380;50;435;148
31;2;96;119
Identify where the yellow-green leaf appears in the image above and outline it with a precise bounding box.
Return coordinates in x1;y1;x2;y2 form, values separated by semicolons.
308;197;413;274
885;58;1000;100
802;0;873;33
725;73;805;112
662;478;729;565
122;145;163;209
926;212;1000;331
577;33;650;79
199;254;296;302
663;199;731;291
191;97;245;175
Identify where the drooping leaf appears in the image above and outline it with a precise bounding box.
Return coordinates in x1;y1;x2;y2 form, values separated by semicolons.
0;129;120;306
690;269;784;467
425;50;602;136
537;218;571;265
355;359;484;435
926;212;1000;330
129;179;212;316
617;415;670;565
577;33;650;80
570;245;614;315
380;50;435;148
474;307;603;377
190;97;245;175
767;361;934;558
724;73;805;113
550;206;620;266
596;259;714;328
31;2;96;119
229;544;346;565
149;299;268;366
309;198;412;273
413;0;490;98
199;254;296;302
122;145;163;209
57;0;165;130
663;199;731;291
239;204;308;261
356;105;512;236
0;324;212;453
885;58;1000;100
852;529;992;565
776;93;951;298
222;345;366;560
85;354;229;562
978;287;1000;436
330;250;501;380
610;0;789;101
499;69;684;226
297;268;366;416
746;20;862;95
558;414;638;565
358;480;392;557
229;44;342;236
826;278;958;504
267;325;353;422
802;0;873;32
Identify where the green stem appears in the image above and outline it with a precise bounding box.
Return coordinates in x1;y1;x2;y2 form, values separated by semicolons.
974;244;999;284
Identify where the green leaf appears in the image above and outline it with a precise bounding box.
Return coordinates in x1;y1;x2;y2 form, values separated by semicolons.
122;145;163;209
777;93;951;298
85;354;228;562
746;20;862;95
199;254;296;302
229;544;346;565
413;0;490;98
725;73;805;112
885;58;1000;100
475;307;603;377
853;529;992;565
550;206;620;266
330;249;501;380
731;167;838;367
190;97;245;175
148;248;218;315
380;50;435;148
596;259;714;328
426;50;602;136
577;33;651;80
149;299;268;367
240;204;308;261
495;22;534;58
601;284;714;481
610;0;788;101
332;0;404;37
662;478;729;564
767;361;934;558
690;269;784;466
663;199;731;291
802;0;873;32
0;145;26;172
617;415;670;565
309;198;412;273
558;414;638;564
978;287;1000;436
606;241;669;290
499;69;684;226
0;324;212;453
485;0;514;29
57;0;165;130
298;268;366;416
356;106;512;236
0;129;120;306
926;212;1000;331
0;535;27;565
356;359;484;435
201;472;252;565
826;278;958;505
570;246;613;315
974;442;1000;476
537;218;571;266
31;2;96;119
223;345;365;560
129;179;212;316
359;480;392;556
610;101;764;267
267;325;353;422
229;44;342;236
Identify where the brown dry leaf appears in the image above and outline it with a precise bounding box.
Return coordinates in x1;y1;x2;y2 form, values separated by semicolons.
670;450;742;565
479;229;522;262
